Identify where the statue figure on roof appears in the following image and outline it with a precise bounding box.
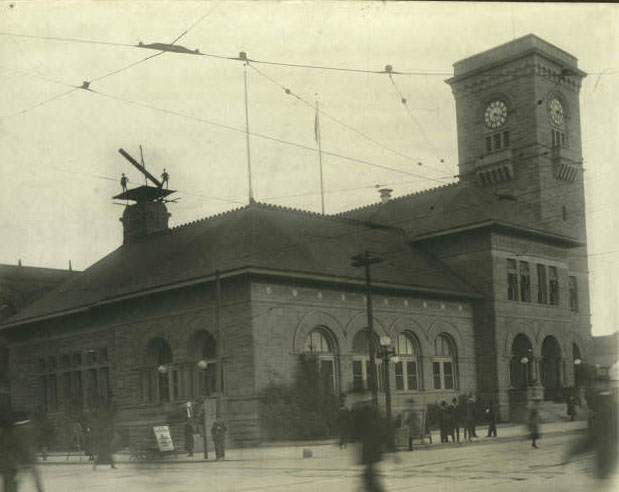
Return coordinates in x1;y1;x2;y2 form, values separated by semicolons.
161;169;169;189
120;173;128;192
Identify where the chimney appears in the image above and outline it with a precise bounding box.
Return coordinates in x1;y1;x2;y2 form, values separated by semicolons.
378;188;393;203
120;201;170;243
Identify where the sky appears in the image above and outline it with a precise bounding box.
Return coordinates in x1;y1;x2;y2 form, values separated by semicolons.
0;1;617;335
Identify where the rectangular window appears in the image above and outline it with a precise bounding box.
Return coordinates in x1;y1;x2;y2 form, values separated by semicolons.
433;362;441;390
537;264;548;304
502;131;510;148
443;362;454;390
86;350;96;365
100;367;110;402
569;276;579;312
40;376;47;412
395;361;404;391
47;356;56;371
519;261;531;302
86;368;98;407
62;372;71;407
352;360;364;391
549;266;559;305
407;361;418;390
47;375;58;412
507;259;519;301
493;133;502;150
71;371;82;409
485;136;492;153
72;353;81;367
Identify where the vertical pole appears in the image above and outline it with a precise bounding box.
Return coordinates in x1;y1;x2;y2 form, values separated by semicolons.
315;100;325;215
364;252;378;408
215;270;223;418
203;397;208;460
243;62;254;203
383;353;392;419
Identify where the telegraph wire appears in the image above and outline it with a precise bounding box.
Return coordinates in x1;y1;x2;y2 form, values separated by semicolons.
0;31;135;48
86;87;455;182
169;1;221;45
247;62;452;180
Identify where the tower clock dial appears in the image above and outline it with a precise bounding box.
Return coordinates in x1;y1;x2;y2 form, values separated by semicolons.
484;100;508;129
548;98;565;127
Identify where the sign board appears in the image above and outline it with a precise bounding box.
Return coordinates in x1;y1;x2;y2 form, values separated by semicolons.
153;425;175;452
397;409;430;444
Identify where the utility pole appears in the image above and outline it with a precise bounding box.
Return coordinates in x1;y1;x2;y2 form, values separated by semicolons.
351;251;383;408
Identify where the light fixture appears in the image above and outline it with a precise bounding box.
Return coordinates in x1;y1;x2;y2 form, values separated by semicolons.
380;335;392;347
520;356;529;365
157;364;168;374
197;360;208;370
574;358;582;366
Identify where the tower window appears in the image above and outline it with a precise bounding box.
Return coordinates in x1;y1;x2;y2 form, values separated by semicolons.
507;259;518;301
537;264;548;304
519;261;531;302
562;206;567;221
552;129;566;148
569;276;578;312
549;266;559;305
486;131;510;152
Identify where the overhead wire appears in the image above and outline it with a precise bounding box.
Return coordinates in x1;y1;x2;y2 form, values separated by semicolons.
247;62;454;181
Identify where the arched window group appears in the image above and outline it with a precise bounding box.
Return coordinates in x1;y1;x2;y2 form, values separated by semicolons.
302;327;459;395
140;330;219;404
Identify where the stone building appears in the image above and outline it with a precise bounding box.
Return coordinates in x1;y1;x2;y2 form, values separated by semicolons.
0;34;592;444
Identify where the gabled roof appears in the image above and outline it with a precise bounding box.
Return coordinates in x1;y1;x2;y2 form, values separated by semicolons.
339;181;582;247
3;202;479;327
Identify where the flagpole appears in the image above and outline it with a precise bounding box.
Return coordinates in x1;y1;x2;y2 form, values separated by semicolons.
243;61;254;203
315;100;325;215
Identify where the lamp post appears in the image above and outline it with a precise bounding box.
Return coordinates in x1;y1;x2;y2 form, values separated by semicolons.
197;359;209;459
378;336;396;420
351;251;383;408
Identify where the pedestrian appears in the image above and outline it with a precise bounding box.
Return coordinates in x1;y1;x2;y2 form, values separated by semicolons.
439;401;452;443
464;396;476;441
66;421;82;460
83;426;94;462
0;412;44;492
485;401;497;437
184;420;194;457
406;409;418;451
566;394;577;422
335;402;351;449
449;398;461;443
527;402;541;448
93;410;117;470
350;400;390;492
211;419;227;460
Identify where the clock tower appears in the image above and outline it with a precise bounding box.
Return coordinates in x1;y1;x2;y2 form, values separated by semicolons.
447;34;587;241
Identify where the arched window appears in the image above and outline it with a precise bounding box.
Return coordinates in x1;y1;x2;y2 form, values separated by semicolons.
188;331;218;398
142;337;174;403
304;327;338;394
394;333;421;391
351;329;382;393
432;334;457;390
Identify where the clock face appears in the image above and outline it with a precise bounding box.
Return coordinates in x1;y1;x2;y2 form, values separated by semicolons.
548;98;565;126
484;100;508;129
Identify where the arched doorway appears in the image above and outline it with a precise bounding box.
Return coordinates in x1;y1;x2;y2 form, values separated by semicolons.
304;326;338;394
187;330;218;398
510;334;533;389
541;336;562;400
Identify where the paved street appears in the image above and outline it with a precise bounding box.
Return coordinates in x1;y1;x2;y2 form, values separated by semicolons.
14;424;617;492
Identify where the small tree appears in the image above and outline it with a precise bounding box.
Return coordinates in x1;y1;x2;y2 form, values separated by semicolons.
260;353;339;440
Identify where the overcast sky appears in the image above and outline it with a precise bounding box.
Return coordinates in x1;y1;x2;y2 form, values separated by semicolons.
0;1;617;335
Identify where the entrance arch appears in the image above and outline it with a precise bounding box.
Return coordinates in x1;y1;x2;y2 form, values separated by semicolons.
541;336;562;399
510;334;533;389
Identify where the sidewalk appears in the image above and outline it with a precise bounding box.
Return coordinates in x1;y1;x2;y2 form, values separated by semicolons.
38;420;587;465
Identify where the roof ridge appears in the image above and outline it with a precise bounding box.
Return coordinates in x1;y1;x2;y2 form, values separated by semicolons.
335;181;460;216
170;203;251;231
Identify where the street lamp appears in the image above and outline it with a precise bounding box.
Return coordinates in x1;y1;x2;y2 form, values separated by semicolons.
197;360;209;459
378;336;396;420
157;364;168;374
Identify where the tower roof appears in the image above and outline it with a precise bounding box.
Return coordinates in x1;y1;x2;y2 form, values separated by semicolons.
450;34;586;82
